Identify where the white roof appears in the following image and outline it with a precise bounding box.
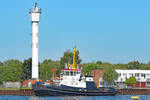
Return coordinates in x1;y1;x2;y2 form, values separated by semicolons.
115;69;150;74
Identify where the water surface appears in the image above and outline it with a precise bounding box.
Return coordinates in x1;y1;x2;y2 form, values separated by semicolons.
0;95;149;100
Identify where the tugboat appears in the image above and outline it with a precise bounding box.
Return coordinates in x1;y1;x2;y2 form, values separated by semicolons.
32;48;118;96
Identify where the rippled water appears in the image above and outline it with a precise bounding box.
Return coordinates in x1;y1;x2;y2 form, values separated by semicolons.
0;95;150;100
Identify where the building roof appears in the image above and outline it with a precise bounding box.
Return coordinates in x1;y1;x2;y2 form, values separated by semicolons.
115;69;150;74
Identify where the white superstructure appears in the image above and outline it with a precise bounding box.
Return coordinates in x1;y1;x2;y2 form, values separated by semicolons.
59;48;94;88
29;3;41;79
59;69;86;88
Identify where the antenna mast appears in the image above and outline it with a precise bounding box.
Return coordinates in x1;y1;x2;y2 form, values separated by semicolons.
72;47;76;69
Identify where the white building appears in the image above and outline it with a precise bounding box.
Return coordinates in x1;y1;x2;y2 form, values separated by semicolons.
115;70;150;82
99;70;150;88
115;70;150;88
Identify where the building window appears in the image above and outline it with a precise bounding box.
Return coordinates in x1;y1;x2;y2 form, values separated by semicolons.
129;73;133;76
118;73;121;77
147;82;150;87
123;73;127;76
121;78;123;82
141;74;146;78
146;74;150;77
135;73;140;77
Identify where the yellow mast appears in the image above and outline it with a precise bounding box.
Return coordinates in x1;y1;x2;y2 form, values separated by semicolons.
72;47;76;69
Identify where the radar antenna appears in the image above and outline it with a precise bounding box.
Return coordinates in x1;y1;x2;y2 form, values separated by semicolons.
34;2;37;7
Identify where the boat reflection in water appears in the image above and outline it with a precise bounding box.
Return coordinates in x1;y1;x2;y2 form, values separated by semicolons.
29;96;89;100
27;95;147;100
29;96;41;100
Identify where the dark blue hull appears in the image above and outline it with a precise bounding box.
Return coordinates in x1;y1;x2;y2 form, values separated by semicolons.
34;89;117;96
33;86;117;96
33;82;118;96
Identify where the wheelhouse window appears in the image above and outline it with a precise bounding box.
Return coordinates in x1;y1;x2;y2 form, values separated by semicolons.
74;71;76;76
70;71;73;76
66;71;69;76
78;71;81;74
76;71;81;75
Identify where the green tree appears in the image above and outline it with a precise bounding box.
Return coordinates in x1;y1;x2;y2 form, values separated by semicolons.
60;49;82;66
103;66;118;85
22;58;32;81
125;76;136;84
128;61;140;69
114;63;128;69
0;66;4;84
0;61;3;66
2;60;23;82
98;62;112;69
39;59;53;81
54;61;62;76
83;63;98;75
140;64;150;70
96;61;102;65
148;61;150;65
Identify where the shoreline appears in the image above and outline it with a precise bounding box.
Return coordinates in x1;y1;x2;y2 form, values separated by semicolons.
0;89;150;96
0;89;34;96
118;89;150;95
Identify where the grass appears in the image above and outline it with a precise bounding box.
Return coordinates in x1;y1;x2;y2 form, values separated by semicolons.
20;87;32;90
0;88;20;90
0;87;32;90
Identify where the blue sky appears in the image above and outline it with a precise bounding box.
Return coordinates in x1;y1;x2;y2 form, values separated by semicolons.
0;0;150;64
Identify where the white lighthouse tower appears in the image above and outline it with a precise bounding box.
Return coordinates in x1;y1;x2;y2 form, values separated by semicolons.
29;3;41;79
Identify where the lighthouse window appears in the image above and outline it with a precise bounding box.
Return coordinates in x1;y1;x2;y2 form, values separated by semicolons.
36;33;38;37
70;71;73;76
